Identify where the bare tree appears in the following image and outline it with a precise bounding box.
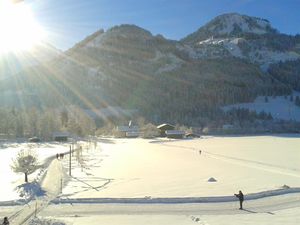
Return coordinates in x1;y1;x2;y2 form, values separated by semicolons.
11;149;40;183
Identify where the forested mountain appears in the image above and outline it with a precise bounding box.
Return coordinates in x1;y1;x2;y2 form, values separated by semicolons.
1;13;300;127
0;43;61;78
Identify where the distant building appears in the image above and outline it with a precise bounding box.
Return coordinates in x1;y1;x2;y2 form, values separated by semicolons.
125;131;140;138
157;123;175;137
53;132;69;142
165;130;185;139
116;126;139;138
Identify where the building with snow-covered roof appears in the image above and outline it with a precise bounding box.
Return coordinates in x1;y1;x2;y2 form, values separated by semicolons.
116;125;139;138
157;123;175;137
165;130;185;139
52;131;69;142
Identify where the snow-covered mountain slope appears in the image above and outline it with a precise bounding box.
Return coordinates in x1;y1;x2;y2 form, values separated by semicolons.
180;13;300;70
181;36;300;70
182;13;277;44
223;92;300;121
206;13;274;35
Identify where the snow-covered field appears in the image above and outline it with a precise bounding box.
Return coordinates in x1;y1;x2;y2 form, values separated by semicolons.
1;136;300;225
60;136;300;199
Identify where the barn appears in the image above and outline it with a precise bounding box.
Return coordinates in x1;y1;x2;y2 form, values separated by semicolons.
157;123;175;137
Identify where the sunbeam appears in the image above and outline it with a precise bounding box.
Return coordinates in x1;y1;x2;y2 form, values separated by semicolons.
0;0;45;53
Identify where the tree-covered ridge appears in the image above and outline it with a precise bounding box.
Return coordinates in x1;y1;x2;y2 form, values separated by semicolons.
0;13;299;128
268;59;300;91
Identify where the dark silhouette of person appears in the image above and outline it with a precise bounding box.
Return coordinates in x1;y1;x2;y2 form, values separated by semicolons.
199;150;202;155
56;153;59;159
59;153;64;159
234;190;244;209
2;217;9;225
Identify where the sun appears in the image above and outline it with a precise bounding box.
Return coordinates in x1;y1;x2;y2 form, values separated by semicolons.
0;0;45;53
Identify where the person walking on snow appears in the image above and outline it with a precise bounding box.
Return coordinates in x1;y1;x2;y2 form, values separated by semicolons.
234;190;244;210
2;217;9;225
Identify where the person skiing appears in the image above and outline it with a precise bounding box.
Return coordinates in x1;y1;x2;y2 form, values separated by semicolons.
234;190;244;210
2;217;9;225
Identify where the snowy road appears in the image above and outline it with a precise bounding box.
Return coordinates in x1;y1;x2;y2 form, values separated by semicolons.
2;192;300;225
42;193;300;216
7;159;64;225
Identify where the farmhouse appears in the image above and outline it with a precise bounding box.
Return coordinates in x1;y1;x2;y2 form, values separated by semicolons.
165;130;185;139
116;125;140;138
157;123;175;137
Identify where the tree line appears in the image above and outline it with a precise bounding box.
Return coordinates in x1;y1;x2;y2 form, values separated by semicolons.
0;106;96;140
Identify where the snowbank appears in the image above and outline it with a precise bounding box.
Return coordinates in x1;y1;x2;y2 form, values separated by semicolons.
52;187;300;204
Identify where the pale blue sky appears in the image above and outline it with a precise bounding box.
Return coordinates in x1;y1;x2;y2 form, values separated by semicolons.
29;0;300;50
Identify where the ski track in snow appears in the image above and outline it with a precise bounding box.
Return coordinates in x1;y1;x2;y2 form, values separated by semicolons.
157;141;300;178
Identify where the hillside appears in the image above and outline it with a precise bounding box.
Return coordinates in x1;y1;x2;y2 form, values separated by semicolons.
0;13;300;127
181;13;300;70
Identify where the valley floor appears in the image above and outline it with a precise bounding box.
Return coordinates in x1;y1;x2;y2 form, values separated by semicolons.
0;135;299;224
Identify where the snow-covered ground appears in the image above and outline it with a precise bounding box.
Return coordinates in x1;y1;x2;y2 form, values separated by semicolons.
1;136;300;225
59;136;300;199
0;142;70;202
224;93;300;121
38;205;300;225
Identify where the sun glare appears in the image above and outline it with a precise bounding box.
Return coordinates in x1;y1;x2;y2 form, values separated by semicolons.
0;0;45;53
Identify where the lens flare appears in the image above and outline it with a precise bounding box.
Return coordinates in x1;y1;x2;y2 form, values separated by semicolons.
0;0;45;53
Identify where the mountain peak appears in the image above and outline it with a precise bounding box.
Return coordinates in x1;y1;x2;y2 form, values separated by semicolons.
182;13;277;44
211;13;275;34
68;24;153;51
107;24;152;37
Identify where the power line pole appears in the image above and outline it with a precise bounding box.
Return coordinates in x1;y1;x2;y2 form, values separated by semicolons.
69;145;71;176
